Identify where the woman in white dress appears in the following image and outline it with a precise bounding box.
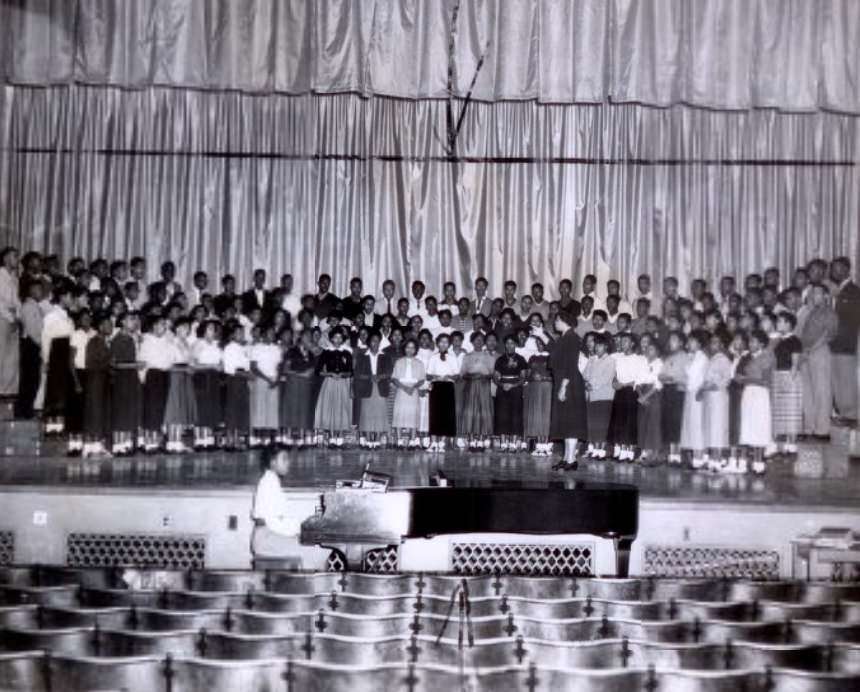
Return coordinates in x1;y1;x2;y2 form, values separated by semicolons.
391;338;425;448
680;330;709;468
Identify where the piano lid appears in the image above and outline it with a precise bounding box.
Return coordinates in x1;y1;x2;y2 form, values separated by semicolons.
301;483;638;546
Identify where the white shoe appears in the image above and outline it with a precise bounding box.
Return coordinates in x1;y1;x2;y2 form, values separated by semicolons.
751;459;767;475
691;456;706;470
784;443;797;454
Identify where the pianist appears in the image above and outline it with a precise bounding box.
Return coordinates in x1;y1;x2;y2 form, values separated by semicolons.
250;448;304;562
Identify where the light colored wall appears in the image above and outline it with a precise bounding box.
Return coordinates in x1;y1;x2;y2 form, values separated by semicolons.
2;489;859;578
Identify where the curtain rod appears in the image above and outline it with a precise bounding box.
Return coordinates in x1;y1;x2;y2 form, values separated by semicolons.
8;147;855;167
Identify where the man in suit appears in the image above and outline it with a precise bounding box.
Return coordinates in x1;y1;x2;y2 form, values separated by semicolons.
830;257;860;423
313;273;340;319
471;276;492;318
341;277;365;321
360;295;383;331
242;268;271;318
214;274;238;317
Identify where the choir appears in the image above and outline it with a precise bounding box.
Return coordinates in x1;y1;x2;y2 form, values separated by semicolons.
0;247;858;474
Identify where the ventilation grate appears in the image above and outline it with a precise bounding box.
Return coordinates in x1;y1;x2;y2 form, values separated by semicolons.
451;542;593;576
644;545;780;579
67;533;205;569
363;546;399;573
0;531;13;565
325;550;346;572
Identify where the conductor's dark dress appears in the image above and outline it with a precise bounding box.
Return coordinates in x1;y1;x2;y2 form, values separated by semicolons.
548;327;587;440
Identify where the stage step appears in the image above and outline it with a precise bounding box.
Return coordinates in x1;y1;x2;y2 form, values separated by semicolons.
832;424;860;458
0;420;42;457
794;442;850;479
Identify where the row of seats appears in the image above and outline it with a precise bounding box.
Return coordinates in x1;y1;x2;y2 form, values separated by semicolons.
0;653;858;692
2;610;860;646
4;587;860;626
4;567;860;603
2;626;860;671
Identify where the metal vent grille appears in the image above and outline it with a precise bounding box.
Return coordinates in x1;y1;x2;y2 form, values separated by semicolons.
0;531;13;565
451;542;593;576
363;546;399;573
644;545;780;579
67;533;205;569
325;550;346;572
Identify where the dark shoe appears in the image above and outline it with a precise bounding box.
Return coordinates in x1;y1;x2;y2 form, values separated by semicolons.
566;460;579;471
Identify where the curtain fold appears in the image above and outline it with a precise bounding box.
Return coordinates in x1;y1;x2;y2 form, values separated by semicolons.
2;0;858;112
0;86;856;298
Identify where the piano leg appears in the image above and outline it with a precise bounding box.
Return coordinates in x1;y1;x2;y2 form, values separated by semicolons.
613;538;634;578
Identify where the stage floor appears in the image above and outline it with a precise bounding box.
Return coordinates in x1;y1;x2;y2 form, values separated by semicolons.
0;444;858;511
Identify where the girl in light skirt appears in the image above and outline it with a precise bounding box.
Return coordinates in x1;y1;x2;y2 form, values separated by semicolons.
249;325;283;447
164;318;198;453
313;328;353;447
391;338;425;448
737;329;776;474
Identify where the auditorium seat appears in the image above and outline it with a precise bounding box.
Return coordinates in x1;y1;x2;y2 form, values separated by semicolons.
167;657;289;692
339;573;416;596
654;669;757;692
302;634;410;666
650;579;726;602
527;667;645;692
37;605;131;630
670;600;750;622
577;579;645;601
727;642;825;671
314;593;419;616
0;584;79;608
499;576;576;600
228;610;314;636
830;643;860;674
0;605;38;628
48;653;164;692
791;621;860;644
265;571;340;595
249;592;323;613
79;587;162;608
768;670;860;692
419;575;496;599
198;632;297;660
161;589;249;611
625;640;725;671
131;607;226;632
801;583;860;604
512;639;630;670
305;611;412;638
97;629;199;657
756;601;836;622
697;620;787;644
187;570;266;594
727;581;799;603
0;626;94;655
0;652;45;692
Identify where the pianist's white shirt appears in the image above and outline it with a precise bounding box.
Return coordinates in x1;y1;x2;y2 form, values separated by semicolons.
252;470;300;536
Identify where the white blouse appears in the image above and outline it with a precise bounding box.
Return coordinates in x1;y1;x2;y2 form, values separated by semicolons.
250;343;282;380
139;334;176;379
193;340;223;368
427;352;461;379
223;341;251;375
70;329;95;370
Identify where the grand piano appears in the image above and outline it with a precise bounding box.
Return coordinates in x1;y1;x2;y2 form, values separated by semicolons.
300;481;639;576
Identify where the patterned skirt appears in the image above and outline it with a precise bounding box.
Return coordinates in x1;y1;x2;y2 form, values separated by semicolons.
771;370;803;436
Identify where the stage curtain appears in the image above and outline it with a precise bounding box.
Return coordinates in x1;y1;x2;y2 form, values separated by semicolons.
1;0;859;112
1;86;857;297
